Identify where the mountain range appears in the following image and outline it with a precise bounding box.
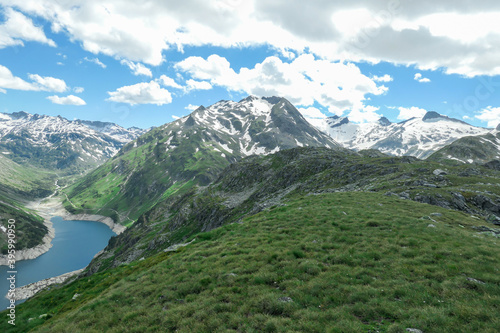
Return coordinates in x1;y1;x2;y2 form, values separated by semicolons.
63;96;500;226
0;111;147;174
63;96;341;224
313;111;491;159
58;96;500;271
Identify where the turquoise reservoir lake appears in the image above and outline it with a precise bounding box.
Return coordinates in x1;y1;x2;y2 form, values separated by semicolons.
1;216;116;309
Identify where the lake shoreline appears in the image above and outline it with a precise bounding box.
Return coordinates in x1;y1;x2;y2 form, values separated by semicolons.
8;268;85;301
0;217;117;308
62;213;126;235
0;196;125;266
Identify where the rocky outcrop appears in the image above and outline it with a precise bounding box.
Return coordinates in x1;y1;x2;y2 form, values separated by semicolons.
6;268;84;301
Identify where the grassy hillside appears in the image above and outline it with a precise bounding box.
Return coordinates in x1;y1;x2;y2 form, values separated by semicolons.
0;154;55;200
86;147;500;272
3;192;499;332
428;132;500;165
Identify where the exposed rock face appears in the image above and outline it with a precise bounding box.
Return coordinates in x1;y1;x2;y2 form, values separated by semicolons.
472;195;500;215
483;160;500;170
63;214;126;235
428;131;500;165
433;169;447;176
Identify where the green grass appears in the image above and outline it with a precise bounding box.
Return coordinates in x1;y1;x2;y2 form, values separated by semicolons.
0;154;55;199
4;192;499;332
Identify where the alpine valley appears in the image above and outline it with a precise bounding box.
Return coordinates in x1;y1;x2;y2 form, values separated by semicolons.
1;96;500;332
0;112;146;256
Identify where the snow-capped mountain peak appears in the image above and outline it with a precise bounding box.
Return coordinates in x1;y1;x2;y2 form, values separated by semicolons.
158;96;339;158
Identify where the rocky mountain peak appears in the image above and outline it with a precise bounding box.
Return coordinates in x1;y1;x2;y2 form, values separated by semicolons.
262;96;282;105
378;117;391;126
239;95;260;103
325;115;349;128
10;111;31;120
422;111;442;121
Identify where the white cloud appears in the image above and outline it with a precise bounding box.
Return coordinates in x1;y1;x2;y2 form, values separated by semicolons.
397;106;428;120
28;74;67;92
185;79;212;91
47;95;86;106
0;65;37;91
475;106;500;128
414;73;431;83
120;60;152;77
298;107;329;129
106;81;172;105
73;87;84;93
0;88;6;94
185;104;199;111
299;107;328;119
348;105;382;123
4;1;500;76
177;54;386;116
372;74;393;82
84;57;106;69
0;65;67;92
172;115;180;120
176;54;234;82
158;75;182;89
0;7;55;49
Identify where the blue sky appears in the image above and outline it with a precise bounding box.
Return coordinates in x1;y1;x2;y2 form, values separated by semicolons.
1;1;500;129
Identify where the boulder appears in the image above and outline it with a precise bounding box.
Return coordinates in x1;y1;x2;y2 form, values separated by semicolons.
433;169;447;176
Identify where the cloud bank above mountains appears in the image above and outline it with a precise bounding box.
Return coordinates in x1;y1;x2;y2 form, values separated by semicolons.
3;0;499;76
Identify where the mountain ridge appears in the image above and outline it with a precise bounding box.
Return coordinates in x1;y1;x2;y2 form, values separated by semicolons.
0;111;147;173
428;127;500;165
313;111;490;159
